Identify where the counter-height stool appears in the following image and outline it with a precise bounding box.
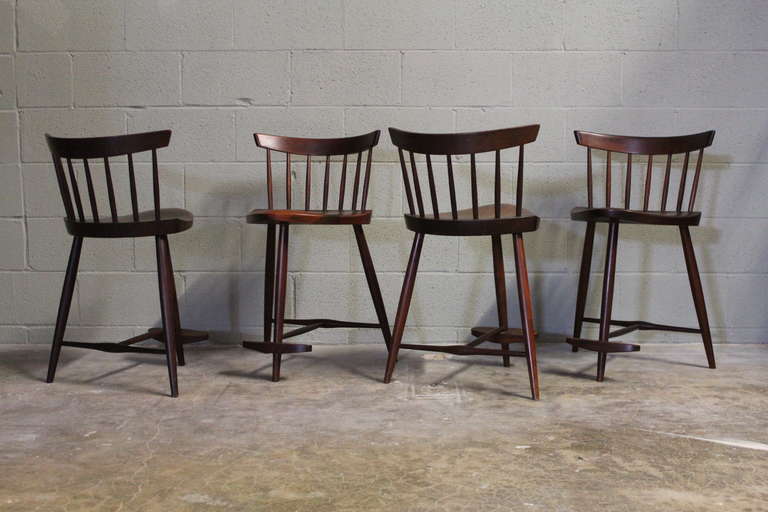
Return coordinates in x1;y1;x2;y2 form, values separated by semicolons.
242;131;391;381
384;125;541;400
567;130;717;381
45;131;208;397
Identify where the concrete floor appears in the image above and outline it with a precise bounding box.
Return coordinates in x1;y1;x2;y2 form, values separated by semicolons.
0;342;767;511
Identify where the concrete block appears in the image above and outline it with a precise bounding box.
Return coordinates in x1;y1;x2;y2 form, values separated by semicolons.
0;326;27;344
126;0;233;50
292;52;401;105
234;0;343;49
127;109;235;162
0;56;15;108
27;218;133;271
403;52;509;106
0;111;19;163
183;52;289;106
16;54;71;107
74;53;180;107
679;0;768;50
565;0;676;50
22;164;66;218
345;0;452;49
0;0;13;52
509;53;621;107
0;164;22;216
135;218;242;272
0;219;24;269
455;0;563;49
12;272;79;324
18;0;124;51
676;109;768;163
20;109;124;163
623;53;768;107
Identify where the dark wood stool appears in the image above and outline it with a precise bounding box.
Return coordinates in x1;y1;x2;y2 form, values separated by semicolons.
383;125;541;400
242;131;391;381
567;130;717;381
45;131;208;397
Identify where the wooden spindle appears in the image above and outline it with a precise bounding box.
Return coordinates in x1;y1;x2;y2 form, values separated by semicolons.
103;157;118;222
425;154;439;218
605;151;611;208
82;158;100;222
516;145;524;216
409;151;425;217
266;149;274;209
586;147;593;208
676;151;690;212
688;149;704;212
661;153;672;211
322;155;330;211
338;154;347;210
398;148;415;215
151;149;161;220
305;155;311;210
351;152;362;210
361;149;373;210
53;158;76;221
643;155;652;212
624;153;632;209
494;150;501;218
127;153;139;221
66;158;85;221
470;153;479;219
446;155;457;220
285;152;292;209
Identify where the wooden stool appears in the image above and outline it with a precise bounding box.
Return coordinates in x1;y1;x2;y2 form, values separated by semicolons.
242;131;391;381
44;131;208;397
383;125;542;400
567;130;717;381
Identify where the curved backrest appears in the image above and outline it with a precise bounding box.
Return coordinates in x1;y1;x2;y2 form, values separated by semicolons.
388;125;540;219
253;131;380;211
45;130;172;223
574;130;715;212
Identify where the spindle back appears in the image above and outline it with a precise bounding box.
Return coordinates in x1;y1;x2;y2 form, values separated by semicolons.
45;130;172;224
574;130;716;213
388;125;540;219
254;131;380;211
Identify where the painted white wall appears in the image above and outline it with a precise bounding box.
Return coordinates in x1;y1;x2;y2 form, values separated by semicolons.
1;0;767;346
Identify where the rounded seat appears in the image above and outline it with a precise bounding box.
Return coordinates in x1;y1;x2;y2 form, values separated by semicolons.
571;206;701;226
65;208;193;238
246;209;372;225
405;204;539;236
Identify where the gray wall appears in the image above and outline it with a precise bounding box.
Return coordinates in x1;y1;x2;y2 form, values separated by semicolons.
1;0;767;346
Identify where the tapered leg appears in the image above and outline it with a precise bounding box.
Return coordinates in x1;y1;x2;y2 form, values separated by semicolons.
156;235;179;397
46;236;83;383
383;233;425;383
271;224;290;382
512;234;540;400
354;225;392;351
596;222;619;382
491;235;510;367
160;236;185;366
680;226;716;369
572;222;596;352
263;224;276;344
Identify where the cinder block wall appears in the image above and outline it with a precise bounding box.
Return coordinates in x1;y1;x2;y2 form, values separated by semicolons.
1;0;766;346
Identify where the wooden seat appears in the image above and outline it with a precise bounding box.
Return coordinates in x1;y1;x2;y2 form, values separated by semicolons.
571;207;701;226
241;131;391;382
43;130;208;397
384;125;542;400
65;208;193;237
567;130;717;381
405;204;539;236
246;208;371;225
